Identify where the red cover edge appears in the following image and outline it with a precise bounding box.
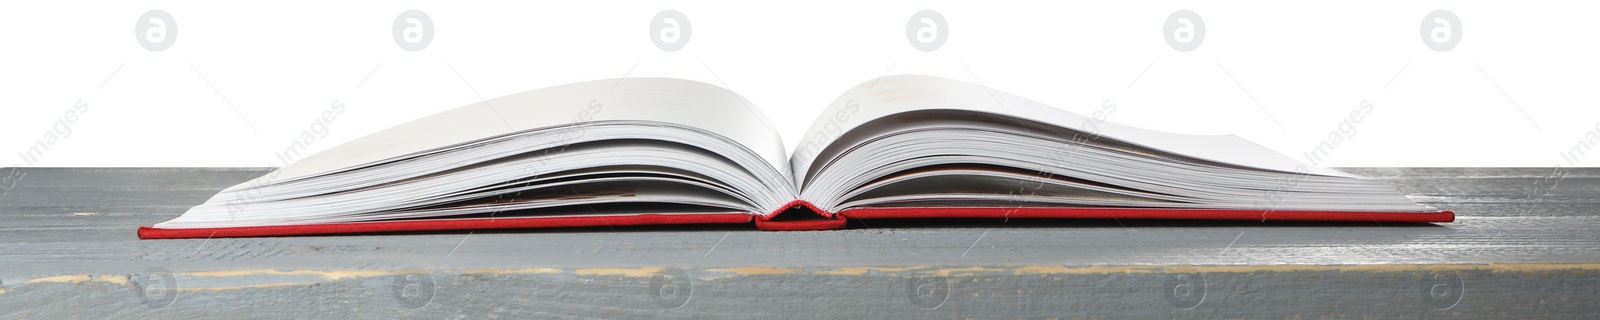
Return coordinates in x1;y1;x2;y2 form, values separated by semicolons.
138;206;1455;239
137;213;754;239
838;207;1455;223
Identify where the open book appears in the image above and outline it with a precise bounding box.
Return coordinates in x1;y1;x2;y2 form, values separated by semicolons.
139;75;1452;239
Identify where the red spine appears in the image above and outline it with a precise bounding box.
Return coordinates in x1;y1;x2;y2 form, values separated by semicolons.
752;200;848;231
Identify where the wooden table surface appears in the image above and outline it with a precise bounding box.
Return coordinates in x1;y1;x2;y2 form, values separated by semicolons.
0;167;1595;318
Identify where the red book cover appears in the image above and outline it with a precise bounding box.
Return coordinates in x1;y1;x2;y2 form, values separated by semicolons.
137;200;1453;239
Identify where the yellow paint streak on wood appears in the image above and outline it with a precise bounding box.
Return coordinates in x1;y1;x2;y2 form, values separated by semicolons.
690;266;804;281
573;267;663;277
458;268;562;275
710;266;801;275
816;267;915;276
931;267;1008;277
97;274;131;286
24;274;90;284
1014;265;1153;275
179;269;398;280
174;282;317;292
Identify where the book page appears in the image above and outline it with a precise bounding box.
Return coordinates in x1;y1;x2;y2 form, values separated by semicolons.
790;75;1349;189
163;133;793;228
253;77;788;187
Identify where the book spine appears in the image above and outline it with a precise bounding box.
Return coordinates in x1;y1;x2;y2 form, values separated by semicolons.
753;200;848;231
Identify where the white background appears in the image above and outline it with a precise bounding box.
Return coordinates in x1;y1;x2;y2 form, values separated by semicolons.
3;1;1597;169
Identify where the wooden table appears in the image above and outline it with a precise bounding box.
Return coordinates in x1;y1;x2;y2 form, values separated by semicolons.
0;167;1595;318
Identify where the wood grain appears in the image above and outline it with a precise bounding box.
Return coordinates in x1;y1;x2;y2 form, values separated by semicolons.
0;167;1595;318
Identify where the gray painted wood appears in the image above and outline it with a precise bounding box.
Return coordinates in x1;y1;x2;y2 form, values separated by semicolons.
0;167;1596;318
